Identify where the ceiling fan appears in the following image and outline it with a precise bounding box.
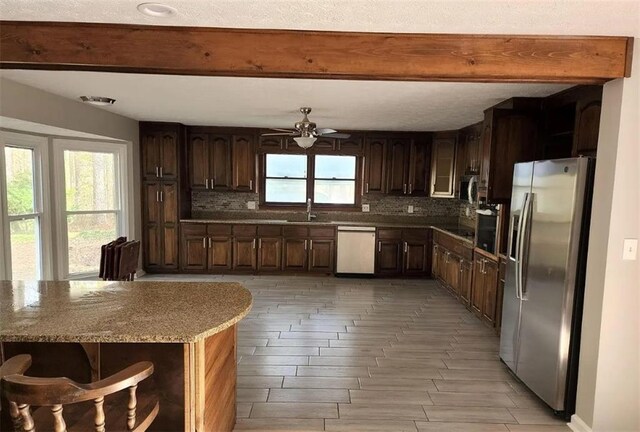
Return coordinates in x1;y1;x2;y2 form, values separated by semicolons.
261;107;351;149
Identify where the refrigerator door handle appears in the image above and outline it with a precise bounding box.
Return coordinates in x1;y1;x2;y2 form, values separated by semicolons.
519;192;534;299
515;192;529;300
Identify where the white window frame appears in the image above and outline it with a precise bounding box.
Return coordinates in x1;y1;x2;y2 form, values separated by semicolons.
53;139;130;279
0;131;53;280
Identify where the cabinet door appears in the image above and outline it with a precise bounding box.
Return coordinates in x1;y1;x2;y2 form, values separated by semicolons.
376;240;402;275
182;235;207;270
387;138;410;195
436;248;447;283
210;134;232;189
459;259;473;306
479;115;493;192
364;138;387;194
209;237;233;271
309;239;335;273
257;237;282;272
162;225;179;269
258;136;284;151
161;182;178;225
232;135;255;191
573;100;601;156
338;134;363;154
144;225;161;269
283;238;308;272
143;182;161;225
403;241;429;275
408;137;431;195
141;132;162;180
430;137;456;198
447;256;461;297
482;259;499;325
233;237;257;270
159;131;179;180
313;137;336;152
471;257;484;316
189;134;209;190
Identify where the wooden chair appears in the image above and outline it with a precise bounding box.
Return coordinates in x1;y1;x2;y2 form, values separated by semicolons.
0;354;33;430
2;361;158;432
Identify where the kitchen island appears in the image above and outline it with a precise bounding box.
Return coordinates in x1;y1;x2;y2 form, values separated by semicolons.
0;280;252;432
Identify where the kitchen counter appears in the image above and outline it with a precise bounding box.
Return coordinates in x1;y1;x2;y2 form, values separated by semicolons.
0;280;252;343
1;280;252;431
180;218;475;244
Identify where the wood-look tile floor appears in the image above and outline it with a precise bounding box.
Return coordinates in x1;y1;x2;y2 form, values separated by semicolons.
142;274;571;432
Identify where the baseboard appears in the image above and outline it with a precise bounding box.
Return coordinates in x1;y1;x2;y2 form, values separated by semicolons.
569;414;592;432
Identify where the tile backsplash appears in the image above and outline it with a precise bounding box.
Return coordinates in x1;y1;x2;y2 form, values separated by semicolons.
191;191;473;227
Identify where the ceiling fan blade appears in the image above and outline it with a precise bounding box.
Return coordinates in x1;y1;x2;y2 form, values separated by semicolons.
320;132;351;139
271;128;297;133
315;128;337;135
261;132;298;137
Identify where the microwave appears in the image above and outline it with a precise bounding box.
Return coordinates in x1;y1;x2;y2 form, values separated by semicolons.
460;175;478;204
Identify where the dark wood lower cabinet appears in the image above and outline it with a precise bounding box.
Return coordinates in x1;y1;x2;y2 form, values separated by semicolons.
404;240;430;275
208;237;232;270
257;237;282;272
309;239;334;273
376;229;431;276
376;240;403;275
182;230;207;270
233;237;257;271
481;259;499;326
471;256;485;316
459;259;473;306
283;238;309;272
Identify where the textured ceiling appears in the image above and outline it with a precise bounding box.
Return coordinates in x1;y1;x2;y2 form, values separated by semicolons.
0;0;637;36
0;71;569;130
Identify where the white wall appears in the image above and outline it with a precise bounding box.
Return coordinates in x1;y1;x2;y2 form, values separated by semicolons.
0;78;142;278
573;40;640;432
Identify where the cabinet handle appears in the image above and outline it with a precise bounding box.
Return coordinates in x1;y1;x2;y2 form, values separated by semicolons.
211;178;214;188
159;167;163;178
403;184;407;194
205;178;209;189
378;241;381;252
155;166;159;177
160;191;163;202
258;239;262;249
365;183;369;193
203;237;206;249
409;183;412;193
156;191;159;202
249;180;253;190
209;237;212;248
253;239;256;249
310;240;313;250
404;242;408;253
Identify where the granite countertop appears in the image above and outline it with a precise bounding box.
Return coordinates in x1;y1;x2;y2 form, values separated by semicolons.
180;218;475;244
0;281;252;343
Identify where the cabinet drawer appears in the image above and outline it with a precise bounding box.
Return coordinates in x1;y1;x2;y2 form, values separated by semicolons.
233;224;258;236
377;228;402;240
402;228;430;239
182;223;207;236
309;227;335;238
283;226;309;238
208;224;232;236
258;225;282;237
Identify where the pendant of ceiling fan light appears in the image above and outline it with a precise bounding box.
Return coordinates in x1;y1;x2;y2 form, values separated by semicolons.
294;133;317;149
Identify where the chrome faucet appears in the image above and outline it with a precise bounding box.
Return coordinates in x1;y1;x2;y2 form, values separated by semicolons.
306;198;316;222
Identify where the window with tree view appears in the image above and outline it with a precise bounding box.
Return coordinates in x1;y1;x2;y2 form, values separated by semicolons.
264;153;357;206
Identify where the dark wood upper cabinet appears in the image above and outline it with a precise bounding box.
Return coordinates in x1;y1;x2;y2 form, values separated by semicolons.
363;137;387;194
408;135;432;196
386;137;411;195
258;135;285;151
210;135;232;189
478;109;538;203
313;137;336;152
573;100;601;157
189;134;209;190
232;135;256;192
141;126;179;180
430;135;457;198
337;134;364;154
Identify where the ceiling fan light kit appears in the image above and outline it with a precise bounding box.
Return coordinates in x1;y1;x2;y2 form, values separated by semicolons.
261;107;350;149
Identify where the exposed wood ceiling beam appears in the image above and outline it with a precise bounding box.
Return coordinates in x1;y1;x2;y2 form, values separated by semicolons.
0;21;633;83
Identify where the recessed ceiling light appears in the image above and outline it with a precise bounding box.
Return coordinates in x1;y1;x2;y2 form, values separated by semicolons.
79;96;116;106
137;2;177;17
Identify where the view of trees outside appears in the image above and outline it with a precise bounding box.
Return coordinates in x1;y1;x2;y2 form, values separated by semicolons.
5;146;38;280
64;150;119;274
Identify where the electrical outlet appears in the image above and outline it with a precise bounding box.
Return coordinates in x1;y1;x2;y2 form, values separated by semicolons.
623;238;638;260
407;205;414;214
247;201;257;210
362;204;370;213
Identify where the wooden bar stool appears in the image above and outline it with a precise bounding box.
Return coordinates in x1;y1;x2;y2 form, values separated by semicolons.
0;355;33;430
2;361;158;432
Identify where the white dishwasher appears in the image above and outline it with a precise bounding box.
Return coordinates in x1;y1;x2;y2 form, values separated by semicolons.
336;226;376;275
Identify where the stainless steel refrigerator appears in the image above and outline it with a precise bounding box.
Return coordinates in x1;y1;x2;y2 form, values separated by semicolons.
500;157;595;417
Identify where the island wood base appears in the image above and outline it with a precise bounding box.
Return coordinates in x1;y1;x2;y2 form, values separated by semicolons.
2;325;237;432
